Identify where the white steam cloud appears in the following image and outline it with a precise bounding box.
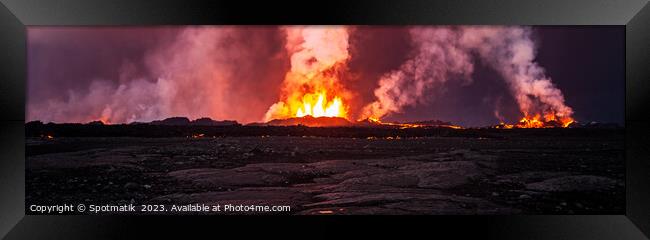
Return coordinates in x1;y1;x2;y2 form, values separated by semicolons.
361;26;573;121
28;27;285;124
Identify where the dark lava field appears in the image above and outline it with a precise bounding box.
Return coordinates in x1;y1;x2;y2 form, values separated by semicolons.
26;127;624;215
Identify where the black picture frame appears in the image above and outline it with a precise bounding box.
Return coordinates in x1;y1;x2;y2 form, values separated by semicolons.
1;0;649;239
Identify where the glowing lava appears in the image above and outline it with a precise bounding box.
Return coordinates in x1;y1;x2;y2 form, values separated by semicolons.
295;92;346;118
542;112;575;128
362;117;463;129
496;112;575;129
264;26;352;121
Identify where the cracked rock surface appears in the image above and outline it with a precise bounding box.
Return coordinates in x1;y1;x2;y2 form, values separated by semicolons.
27;131;624;214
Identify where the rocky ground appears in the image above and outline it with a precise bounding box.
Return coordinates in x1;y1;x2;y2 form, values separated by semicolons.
26;129;624;215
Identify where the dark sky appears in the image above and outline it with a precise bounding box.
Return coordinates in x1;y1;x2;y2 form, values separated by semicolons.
535;26;624;126
26;26;624;126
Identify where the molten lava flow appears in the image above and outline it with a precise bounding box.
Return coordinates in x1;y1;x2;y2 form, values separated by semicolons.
368;117;381;123
542;112;575;128
362;117;463;129
295;92;346;118
508;112;575;128
517;114;546;128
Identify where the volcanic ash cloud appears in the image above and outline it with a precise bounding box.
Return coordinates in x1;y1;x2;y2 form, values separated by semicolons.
28;27;286;124
361;26;574;124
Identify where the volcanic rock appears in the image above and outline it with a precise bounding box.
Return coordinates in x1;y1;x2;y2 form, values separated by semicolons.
582;121;620;129
525;175;623;192
354;118;457;128
263;116;353;127
26;129;624;215
26;120;43;125
168;168;288;188
86;120;105;125
150;117;191;126
190;117;239;126
406;120;452;126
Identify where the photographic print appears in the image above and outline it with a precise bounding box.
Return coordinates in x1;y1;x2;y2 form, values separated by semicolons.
25;26;624;215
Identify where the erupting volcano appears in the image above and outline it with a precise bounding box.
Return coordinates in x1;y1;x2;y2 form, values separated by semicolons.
26;26;624;129
262;26;576;129
264;27;352;122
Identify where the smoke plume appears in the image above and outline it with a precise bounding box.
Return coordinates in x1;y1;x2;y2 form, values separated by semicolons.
264;26;353;121
27;27;286;124
361;26;574;122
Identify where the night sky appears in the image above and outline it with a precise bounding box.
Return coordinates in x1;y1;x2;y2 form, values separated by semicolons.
26;26;624;126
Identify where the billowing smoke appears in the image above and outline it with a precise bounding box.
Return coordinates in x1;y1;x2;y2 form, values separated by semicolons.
264;26;353;121
27;27;287;124
360;27;474;119
361;26;574;122
28;26;588;126
460;27;573;121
